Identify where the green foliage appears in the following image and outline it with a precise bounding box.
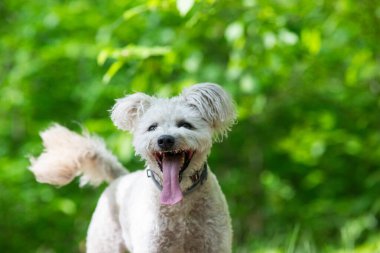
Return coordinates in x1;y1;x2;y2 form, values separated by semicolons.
1;0;380;252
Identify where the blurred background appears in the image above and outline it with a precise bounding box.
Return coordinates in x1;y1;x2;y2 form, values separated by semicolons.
1;0;380;252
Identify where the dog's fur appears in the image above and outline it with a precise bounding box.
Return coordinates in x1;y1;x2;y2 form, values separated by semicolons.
29;83;236;253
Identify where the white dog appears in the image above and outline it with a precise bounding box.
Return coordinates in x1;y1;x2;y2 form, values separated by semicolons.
29;83;236;253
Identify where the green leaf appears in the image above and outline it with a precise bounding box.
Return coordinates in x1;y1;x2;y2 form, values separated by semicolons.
123;5;148;20
111;45;170;60
225;21;244;42
97;49;110;66
301;29;321;54
102;61;124;84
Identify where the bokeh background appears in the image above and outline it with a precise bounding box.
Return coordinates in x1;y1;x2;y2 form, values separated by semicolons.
1;0;380;252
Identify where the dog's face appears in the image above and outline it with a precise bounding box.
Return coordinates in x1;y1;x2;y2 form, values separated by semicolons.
111;83;236;205
133;98;213;167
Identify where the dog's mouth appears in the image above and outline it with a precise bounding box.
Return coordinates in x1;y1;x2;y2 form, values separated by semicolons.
153;150;195;205
154;150;194;176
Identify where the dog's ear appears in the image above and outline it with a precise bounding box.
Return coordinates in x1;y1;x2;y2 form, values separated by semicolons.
111;93;152;132
182;83;236;140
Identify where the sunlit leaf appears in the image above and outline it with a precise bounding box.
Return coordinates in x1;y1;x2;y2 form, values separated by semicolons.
176;0;194;16
279;29;298;45
123;5;148;20
111;45;170;60
56;198;77;216
225;21;244;42
301;29;321;54
102;61;124;84
97;49;110;66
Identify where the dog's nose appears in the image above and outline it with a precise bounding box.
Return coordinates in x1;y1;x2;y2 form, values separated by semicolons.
157;135;175;149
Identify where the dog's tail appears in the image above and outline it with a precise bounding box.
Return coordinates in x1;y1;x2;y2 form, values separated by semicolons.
29;124;127;187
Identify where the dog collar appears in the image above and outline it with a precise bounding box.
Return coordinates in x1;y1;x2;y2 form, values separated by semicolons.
146;163;208;196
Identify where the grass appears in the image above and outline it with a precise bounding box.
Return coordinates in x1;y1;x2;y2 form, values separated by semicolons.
233;226;380;253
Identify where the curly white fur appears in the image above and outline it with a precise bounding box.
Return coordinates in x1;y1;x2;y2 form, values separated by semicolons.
29;83;236;253
182;83;236;140
29;124;126;186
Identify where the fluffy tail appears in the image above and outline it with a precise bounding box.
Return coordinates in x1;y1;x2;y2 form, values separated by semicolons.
29;124;127;187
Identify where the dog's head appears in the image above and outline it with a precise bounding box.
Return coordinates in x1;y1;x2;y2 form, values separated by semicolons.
111;83;236;205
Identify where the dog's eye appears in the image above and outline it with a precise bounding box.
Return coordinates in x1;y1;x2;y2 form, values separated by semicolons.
147;123;158;132
177;120;194;129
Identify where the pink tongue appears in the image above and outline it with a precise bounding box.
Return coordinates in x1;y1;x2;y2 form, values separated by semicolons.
160;154;183;205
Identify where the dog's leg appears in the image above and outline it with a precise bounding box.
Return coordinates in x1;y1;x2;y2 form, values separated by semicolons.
86;184;126;253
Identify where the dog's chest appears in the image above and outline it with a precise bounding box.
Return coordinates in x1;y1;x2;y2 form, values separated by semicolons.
151;201;213;253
